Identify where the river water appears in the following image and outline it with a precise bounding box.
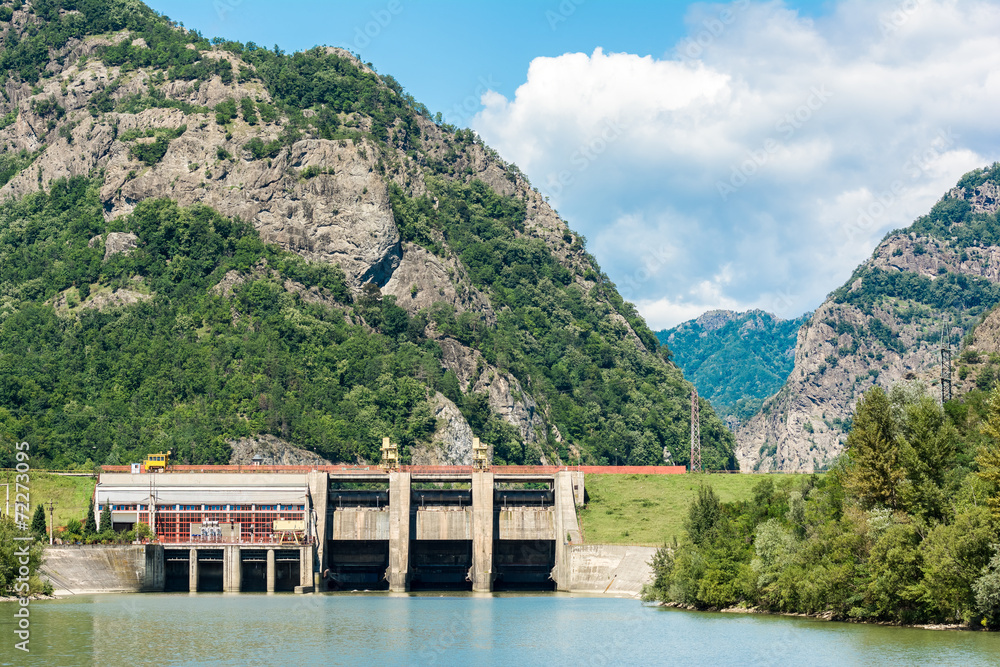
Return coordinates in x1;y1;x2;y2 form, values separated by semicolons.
2;593;999;666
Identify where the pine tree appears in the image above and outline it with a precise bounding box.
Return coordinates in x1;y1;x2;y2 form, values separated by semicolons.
977;387;1000;518
30;504;46;538
83;497;97;536
846;386;903;509
100;503;113;534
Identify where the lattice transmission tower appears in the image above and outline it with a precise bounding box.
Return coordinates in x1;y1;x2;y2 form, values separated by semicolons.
940;321;953;405
690;389;701;473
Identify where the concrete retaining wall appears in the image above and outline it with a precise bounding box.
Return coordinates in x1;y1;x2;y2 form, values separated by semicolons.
42;545;163;594
332;509;389;540
416;508;472;540
498;508;554;540
567;545;656;597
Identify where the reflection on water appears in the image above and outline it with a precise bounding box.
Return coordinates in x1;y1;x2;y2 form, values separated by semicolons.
2;593;999;666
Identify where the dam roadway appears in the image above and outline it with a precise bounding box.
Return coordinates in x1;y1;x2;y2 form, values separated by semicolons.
55;465;684;595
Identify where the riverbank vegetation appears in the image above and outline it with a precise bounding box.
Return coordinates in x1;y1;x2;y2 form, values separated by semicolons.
0;516;49;596
643;384;1000;628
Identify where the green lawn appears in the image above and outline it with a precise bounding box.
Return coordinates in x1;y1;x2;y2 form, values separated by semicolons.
0;470;96;530
578;473;812;546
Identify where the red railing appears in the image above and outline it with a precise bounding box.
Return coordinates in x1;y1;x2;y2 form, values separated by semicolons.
152;535;313;545
100;464;689;475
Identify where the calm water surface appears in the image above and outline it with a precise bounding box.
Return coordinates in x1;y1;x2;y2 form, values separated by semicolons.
2;593;999;666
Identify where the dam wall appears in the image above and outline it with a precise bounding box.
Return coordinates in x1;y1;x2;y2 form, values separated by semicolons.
42;545;164;594
566;545;657;597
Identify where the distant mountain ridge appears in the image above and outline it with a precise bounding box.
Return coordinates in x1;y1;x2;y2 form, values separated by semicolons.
657;309;808;422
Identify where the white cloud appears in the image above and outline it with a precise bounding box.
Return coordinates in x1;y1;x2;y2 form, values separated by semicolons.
472;0;1000;330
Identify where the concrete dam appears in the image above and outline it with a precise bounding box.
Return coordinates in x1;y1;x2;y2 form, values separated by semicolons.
66;467;660;595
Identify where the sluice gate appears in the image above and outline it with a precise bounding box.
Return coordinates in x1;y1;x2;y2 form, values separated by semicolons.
164;549;190;592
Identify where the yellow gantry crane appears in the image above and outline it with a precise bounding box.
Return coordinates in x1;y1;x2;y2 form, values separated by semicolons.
380;437;399;472
143;451;171;472
472;437;490;472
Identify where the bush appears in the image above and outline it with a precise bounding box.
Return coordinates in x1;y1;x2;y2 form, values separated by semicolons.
215;98;237;125
240;97;258;125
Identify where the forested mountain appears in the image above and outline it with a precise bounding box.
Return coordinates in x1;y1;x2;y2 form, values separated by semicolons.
645;258;1000;626
644;383;1000;627
738;165;1000;472
657;310;808;423
0;0;736;469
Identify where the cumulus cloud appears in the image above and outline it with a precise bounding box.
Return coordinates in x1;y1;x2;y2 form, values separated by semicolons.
472;0;1000;329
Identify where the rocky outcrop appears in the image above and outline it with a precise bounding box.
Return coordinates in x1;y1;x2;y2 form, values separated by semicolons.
946;181;1000;215
228;434;331;465
436;337;546;450
52;285;152;312
101;232;140;260
382;243;495;321
736;183;998;472
1;43;400;289
692;309;742;333
734;298;946;472
410;393;475;465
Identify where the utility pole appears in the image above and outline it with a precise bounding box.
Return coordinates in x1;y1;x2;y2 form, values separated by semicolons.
45;500;56;545
690;388;701;473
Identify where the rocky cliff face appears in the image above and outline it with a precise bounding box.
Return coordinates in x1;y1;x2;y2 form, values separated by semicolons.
737;175;1000;472
229;434;332;466
0;31;541;464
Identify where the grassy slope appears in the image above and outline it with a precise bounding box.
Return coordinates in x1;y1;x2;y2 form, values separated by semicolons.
0;471;95;529
578;473;810;546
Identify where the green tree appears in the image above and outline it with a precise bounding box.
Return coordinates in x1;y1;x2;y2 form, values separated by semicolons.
30;504;47;539
977;387;1000;519
973;546;1000;628
0;515;49;595
83;497;97;536
919;506;996;622
897;395;956;520
846;387;903;509
684;486;722;547
861;520;924;622
100;502;113;535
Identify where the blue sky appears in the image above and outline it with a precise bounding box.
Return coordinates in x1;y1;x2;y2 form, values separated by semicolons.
148;0;832;118
147;1;1000;329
